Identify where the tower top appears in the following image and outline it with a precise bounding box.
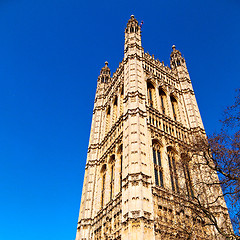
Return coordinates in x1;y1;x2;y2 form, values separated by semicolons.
125;15;139;33
170;45;186;69
98;61;110;83
170;45;181;55
101;61;110;72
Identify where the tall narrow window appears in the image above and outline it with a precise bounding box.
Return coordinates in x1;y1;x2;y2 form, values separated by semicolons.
152;143;164;187
117;144;123;193
147;83;155;108
170;96;178;121
120;155;122;191
168;154;175;192
167;148;179;193
154;167;159;186
106;107;111;134
159;89;166;115
181;155;194;198
172;156;179;193
110;164;115;200
120;86;124;115
110;155;115;200
113;96;118;123
101;165;106;208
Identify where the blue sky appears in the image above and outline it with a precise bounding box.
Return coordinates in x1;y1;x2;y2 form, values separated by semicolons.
0;0;239;239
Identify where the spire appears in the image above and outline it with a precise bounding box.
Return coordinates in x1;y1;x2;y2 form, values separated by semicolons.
98;61;111;83
170;45;186;69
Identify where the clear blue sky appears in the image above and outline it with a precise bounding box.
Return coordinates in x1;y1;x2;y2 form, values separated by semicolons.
0;0;239;239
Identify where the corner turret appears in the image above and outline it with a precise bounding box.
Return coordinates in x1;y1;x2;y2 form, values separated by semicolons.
98;61;111;84
170;45;187;69
125;15;140;34
124;15;142;59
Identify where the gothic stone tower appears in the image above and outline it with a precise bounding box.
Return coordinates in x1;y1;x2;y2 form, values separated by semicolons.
76;16;231;240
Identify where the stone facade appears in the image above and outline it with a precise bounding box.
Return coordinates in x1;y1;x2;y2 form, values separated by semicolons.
75;16;231;240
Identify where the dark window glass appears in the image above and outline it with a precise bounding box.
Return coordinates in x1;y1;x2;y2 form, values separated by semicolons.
101;172;106;207
172;102;176;115
153;146;164;188
149;89;152;101
153;149;157;165
168;155;175;192
110;165;114;199
154;168;159;186
159;170;164;187
120;156;122;191
157;151;162;166
161;96;165;114
172;157;179;193
186;163;194;198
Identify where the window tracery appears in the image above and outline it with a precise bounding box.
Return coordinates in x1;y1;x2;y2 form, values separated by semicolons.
152;142;164;187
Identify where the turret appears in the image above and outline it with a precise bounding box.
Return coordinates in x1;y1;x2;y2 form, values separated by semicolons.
96;61;111;98
124;15;142;59
170;45;204;130
125;14;140;35
170;45;187;69
98;61;111;84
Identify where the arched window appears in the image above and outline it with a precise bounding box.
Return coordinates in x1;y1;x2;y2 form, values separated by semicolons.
109;155;115;200
100;164;107;208
181;154;194;198
159;88;167;114
167;147;179;193
152;142;164;187
101;76;105;83
170;96;178;121
147;82;155;108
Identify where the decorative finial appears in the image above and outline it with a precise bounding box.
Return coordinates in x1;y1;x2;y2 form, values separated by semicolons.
105;61;108;66
172;45;176;50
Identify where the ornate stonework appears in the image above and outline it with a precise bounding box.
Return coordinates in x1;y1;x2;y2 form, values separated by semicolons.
75;16;231;240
